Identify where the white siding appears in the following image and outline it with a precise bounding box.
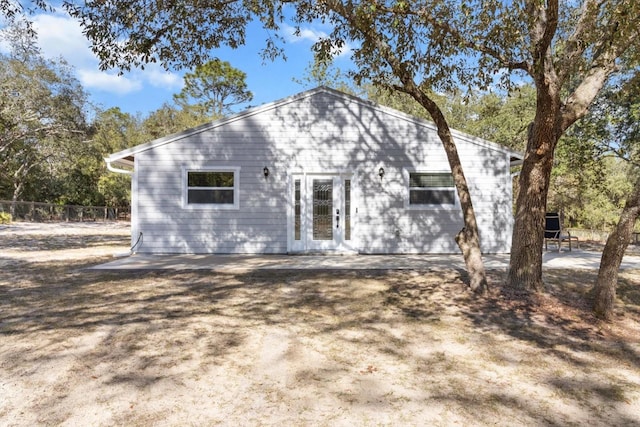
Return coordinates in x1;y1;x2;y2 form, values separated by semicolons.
131;89;514;254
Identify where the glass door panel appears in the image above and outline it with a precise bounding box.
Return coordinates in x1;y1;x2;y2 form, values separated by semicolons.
294;179;301;240
312;179;333;240
344;179;351;241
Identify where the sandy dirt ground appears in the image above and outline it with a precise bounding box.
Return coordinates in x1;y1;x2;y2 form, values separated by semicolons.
1;222;640;426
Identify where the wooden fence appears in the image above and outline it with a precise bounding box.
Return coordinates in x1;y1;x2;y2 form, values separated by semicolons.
0;200;129;222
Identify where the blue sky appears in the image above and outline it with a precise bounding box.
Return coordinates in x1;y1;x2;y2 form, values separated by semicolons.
3;9;354;117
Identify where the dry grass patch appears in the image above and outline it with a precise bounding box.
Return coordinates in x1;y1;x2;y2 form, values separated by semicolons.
1;225;640;426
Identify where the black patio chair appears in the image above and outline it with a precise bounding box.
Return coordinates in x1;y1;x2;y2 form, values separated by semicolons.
544;212;579;252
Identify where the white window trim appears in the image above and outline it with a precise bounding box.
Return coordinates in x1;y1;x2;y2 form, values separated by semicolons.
403;168;460;211
182;166;240;210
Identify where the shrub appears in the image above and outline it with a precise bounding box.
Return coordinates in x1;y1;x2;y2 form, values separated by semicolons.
0;212;12;224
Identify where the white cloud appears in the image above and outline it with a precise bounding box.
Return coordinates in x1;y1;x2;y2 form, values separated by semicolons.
32;13;95;68
78;69;143;95
282;23;327;44
26;11;182;96
281;23;352;58
145;65;184;90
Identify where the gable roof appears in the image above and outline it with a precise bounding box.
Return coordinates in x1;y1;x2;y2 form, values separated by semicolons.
105;86;524;170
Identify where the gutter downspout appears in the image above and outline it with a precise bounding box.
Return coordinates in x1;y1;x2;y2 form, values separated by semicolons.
105;158;133;175
104;157;138;255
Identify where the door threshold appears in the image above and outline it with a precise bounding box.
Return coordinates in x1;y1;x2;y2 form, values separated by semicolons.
287;251;359;256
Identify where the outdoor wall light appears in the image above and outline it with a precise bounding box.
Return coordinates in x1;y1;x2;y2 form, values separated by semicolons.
263;166;270;178
378;167;385;179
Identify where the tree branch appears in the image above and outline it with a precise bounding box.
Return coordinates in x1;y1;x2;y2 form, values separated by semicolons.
368;0;531;74
556;0;604;82
561;31;639;132
534;0;559;62
526;0;559;86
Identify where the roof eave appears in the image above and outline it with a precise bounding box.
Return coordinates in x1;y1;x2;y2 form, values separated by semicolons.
105;156;134;174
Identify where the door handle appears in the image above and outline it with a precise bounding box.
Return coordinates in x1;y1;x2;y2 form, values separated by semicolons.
336;209;340;228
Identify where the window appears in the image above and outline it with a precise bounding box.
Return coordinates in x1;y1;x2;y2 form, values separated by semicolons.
294;179;301;240
184;168;240;209
407;172;457;209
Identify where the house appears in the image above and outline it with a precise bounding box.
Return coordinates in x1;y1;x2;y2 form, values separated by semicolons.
105;87;522;255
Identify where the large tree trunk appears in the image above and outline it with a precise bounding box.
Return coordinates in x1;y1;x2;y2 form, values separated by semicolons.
362;21;491;293
455;226;487;293
407;88;488;293
444;131;487;294
507;95;560;292
593;176;640;320
507;143;557;291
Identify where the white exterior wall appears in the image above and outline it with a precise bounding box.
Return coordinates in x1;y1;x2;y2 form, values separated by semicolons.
131;89;514;254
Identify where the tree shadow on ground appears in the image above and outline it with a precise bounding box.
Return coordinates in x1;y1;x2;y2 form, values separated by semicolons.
0;233;129;251
2;256;640;425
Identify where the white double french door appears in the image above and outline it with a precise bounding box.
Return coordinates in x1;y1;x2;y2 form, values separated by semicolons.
289;173;354;253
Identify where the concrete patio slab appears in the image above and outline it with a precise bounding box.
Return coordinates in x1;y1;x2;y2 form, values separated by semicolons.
90;250;640;272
